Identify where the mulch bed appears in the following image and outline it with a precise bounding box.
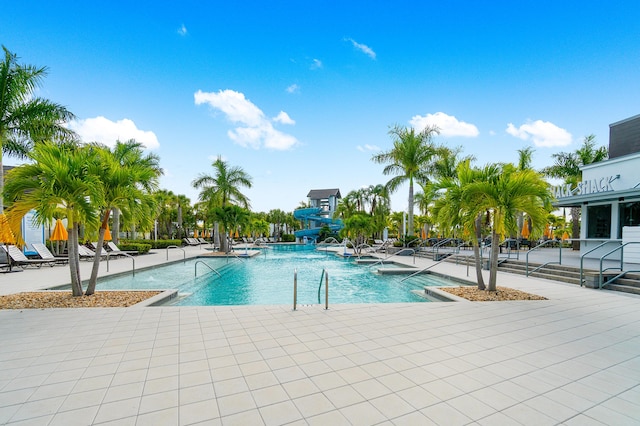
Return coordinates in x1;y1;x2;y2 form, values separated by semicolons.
0;291;162;309
440;286;547;301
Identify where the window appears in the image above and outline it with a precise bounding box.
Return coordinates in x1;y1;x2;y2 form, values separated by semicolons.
618;201;640;238
587;205;611;238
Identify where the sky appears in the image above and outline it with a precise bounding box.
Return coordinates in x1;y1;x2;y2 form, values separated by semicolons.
2;1;640;214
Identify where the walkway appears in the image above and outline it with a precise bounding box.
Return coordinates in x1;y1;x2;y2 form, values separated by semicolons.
0;246;639;425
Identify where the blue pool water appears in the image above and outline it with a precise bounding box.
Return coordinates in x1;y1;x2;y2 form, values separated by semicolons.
94;244;456;306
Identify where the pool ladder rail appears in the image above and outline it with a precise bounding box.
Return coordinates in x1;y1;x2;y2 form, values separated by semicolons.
293;268;329;311
194;260;221;278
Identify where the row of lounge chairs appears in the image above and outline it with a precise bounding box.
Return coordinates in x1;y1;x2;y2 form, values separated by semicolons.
182;237;213;246
1;242;137;270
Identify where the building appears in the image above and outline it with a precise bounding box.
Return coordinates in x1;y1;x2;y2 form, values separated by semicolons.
554;114;640;261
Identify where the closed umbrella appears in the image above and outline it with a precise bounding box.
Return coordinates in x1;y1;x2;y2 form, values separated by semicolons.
521;221;530;239
0;214;16;272
50;219;68;241
543;223;551;239
194;229;199;238
562;231;570;241
103;223;112;241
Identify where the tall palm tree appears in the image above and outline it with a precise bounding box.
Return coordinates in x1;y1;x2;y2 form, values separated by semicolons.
542;135;608;249
466;164;551;291
4;142;102;296
515;146;536;237
193;156;252;251
372;125;441;236
85;140;162;295
0;46;76;212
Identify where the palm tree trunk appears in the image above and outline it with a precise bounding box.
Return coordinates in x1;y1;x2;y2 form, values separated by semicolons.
86;210;110;295
488;228;499;291
113;208;120;245
407;179;414;236
0;151;4;213
68;223;83;296
473;214;486;290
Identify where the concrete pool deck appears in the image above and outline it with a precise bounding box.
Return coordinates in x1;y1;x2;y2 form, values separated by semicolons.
0;245;639;424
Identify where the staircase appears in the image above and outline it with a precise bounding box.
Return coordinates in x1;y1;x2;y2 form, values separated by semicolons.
439;255;640;296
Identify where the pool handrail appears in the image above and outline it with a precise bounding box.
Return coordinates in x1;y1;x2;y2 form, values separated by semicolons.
399;253;469;282
368;248;416;269
293;269;298;311
106;251;135;276
194;260;221;278
166;245;186;263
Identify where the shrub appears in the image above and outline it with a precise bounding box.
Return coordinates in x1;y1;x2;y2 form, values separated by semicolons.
118;242;151;254
120;239;181;249
281;234;295;242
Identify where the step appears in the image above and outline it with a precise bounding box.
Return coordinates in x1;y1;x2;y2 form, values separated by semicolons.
603;283;640;295
497;267;581;285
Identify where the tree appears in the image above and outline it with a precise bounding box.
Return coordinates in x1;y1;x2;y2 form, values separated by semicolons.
267;209;288;241
542;135;608;249
372;125;441;237
4;142;102;296
466;164;551;291
0;46;76;213
341;213;374;254
85;140;162;295
192;156;252;252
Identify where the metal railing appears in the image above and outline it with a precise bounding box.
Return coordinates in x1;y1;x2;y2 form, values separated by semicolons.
194;260;221;278
525;240;563;276
106;252;135;276
293;268;328;310
579;241;617;287
598;242;640;288
368;248;416;268
166;245;186;263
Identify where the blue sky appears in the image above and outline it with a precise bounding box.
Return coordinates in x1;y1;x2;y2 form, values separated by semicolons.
2;1;639;213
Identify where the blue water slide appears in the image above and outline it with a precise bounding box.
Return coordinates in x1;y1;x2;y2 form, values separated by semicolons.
294;208;343;239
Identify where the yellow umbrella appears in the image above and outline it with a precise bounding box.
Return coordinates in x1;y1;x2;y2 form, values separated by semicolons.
521;221;530;239
421;228;426;240
103;223;112;241
234;230;239;238
543;223;551;239
0;214;16;244
194;229;199;238
205;230;210;238
562;231;569;241
50;219;68;241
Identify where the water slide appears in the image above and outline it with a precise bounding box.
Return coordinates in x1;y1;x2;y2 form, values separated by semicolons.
294;208;343;239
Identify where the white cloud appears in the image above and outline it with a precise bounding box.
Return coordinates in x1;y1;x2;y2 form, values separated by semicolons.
195;89;299;150
346;38;376;59
273;111;295;125
311;58;323;69
356;144;380;152
177;24;187;36
409;112;479;137
286;84;300;94
506;120;572;147
67;116;160;149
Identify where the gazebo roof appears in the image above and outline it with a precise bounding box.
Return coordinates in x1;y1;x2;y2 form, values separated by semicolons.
306;189;341;200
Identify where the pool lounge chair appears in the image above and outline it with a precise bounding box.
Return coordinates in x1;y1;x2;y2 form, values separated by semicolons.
32;243;68;264
2;245;57;268
106;241;138;256
182;238;200;246
77;245;107;260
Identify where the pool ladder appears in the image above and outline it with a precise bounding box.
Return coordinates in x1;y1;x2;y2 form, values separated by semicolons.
293;268;328;311
194;260;221;278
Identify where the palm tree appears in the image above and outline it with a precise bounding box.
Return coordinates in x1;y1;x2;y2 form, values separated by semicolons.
372;125;441;236
465;164;551;291
85;140;162;295
4;142;102;296
192;156;252;252
0;46;76;212
515;146;536;237
542;135;608;249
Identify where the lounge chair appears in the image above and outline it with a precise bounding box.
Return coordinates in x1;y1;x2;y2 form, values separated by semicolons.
32;243;68;264
198;238;210;245
77;245;106;260
182;238;200;246
106;241;138;256
2;245;57;268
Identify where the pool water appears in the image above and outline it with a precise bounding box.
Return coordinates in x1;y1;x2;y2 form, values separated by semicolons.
94;245;456;306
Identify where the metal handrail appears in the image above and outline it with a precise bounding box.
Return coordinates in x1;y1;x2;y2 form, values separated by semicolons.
400;253;469;282
194;260;221;278
598;241;640;288
317;269;325;303
293;269;298;310
525;240;563;276
166;245;186;263
368;248;416;268
497;238;520;260
106;252;136;276
579;241;618;287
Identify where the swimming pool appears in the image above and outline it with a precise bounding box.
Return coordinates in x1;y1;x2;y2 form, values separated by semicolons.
93;244;456;306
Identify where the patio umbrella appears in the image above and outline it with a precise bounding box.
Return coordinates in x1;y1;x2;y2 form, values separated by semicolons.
50;219;68;241
205;230;210;238
562;231;570;241
0;213;16;272
521;221;530;239
543;223;551;239
103;223;112;241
